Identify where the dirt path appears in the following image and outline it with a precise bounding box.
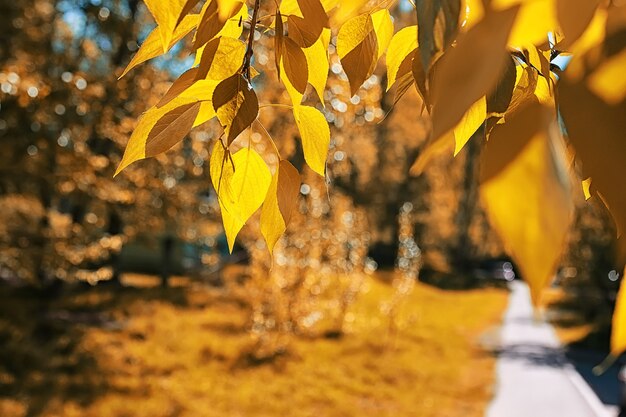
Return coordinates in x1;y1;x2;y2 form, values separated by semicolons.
486;281;616;417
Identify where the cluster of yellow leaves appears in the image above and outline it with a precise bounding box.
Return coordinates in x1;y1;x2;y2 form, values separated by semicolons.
115;0;626;355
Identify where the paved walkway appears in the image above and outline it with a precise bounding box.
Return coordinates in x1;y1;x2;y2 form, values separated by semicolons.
486;281;616;417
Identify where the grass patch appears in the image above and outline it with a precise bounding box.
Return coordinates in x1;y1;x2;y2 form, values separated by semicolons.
0;273;507;417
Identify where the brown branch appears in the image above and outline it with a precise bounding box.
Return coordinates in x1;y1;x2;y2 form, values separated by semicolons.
243;0;262;80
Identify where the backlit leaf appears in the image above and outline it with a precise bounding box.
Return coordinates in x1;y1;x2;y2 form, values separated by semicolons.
194;0;243;50
337;13;378;96
192;4;248;66
303;29;330;103
275;10;284;79
587;48;626;105
556;0;600;48
480;101;572;306
196;36;246;81
430;5;519;142
119;14;199;78
386;25;418;91
393;50;417;105
460;0;484;30
493;0;557;47
293;105;330;176
174;0;201;27
453;95;486;156
116;98;200;175
371;9;393;59
559;77;626;246
210;144;272;252
260;160;301;253
282;37;309;94
486;55;517;116
213;73;259;144
144;0;188;53
288;15;322;48
157;67;199;108
582;178;592;201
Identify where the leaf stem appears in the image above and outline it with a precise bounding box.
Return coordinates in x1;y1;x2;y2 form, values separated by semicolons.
255;120;281;158
259;103;293;110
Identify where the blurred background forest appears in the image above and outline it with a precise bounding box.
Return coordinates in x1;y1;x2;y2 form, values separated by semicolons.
0;0;622;416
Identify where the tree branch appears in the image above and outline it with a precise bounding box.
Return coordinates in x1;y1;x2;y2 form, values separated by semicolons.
243;0;262;81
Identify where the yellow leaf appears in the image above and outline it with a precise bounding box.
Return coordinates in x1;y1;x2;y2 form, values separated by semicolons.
556;0;600;48
194;102;217;127
587;48;626;105
194;1;244;50
120;14;199;78
337;13;378;96
193;1;246;55
213;74;259;145
336;13;375;57
275;10;284;79
293;105;330;176
144;0;188;53
279;59;304;107
217;0;244;22
460;0;484;30
534;73;553;105
453;96;486;156
493;0;559;47
409;131;454;176
430;6;519;142
116;97;200;175
210;144;272;252
260;160;301;253
565;7;607;80
196;37;247;81
559;77;626;241
303;28;330;104
371;9;393;59
480;101;572;306
582;177;592;201
385;25;418;91
282;37;309;94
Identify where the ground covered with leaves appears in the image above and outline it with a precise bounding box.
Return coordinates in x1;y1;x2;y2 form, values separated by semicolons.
0;273;507;417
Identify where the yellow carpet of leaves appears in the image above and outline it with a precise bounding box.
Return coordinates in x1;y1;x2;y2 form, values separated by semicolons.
0;274;507;417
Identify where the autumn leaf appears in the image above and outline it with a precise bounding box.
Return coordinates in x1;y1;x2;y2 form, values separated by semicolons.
275;10;284;79
116;98;201;175
196;36;247;81
493;0;557;47
283;0;329;48
282;37;309;94
193;0;243;50
210;144;272;252
386;25;418;91
303;29;330;103
119;14;199;78
337;13;378;96
260;160;301;253
143;0;189;53
174;0;201;27
453;96;486;156
559;76;626;259
486;55;517;116
293;105;330;176
480;100;572;306
393;49;418;106
430;5;519;142
157;68;199;108
213;73;259;145
371;9;393;59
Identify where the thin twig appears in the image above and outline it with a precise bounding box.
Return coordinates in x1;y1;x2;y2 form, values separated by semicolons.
243;0;262;81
